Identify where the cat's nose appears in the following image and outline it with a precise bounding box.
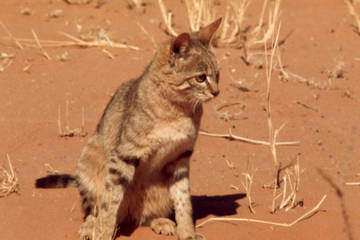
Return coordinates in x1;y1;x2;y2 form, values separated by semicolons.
212;89;220;97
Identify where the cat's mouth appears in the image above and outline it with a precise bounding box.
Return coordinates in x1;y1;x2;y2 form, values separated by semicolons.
199;93;218;102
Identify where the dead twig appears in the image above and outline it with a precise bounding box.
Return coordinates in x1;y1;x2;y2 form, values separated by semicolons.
102;48;114;59
1;31;140;51
345;182;360;186
0;21;23;49
32;29;51;60
199;129;299;146
137;22;157;48
296;101;319;112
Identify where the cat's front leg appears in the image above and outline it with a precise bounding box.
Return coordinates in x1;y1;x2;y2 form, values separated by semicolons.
167;151;205;240
97;152;138;240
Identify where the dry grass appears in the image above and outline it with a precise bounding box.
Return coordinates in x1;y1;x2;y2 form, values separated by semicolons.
0;52;15;72
127;0;143;9
263;18;304;214
278;53;345;90
248;0;281;47
32;29;51;60
346;173;360;186
200;129;299;146
0;21;23;49
44;163;59;174
344;0;360;34
158;0;177;36
278;156;301;211
241;160;256;214
190;0;281;49
346;182;360;185
158;0;282;68
0;155;19;198
137;22;158;49
196;194;327;228
199;9;298;149
218;0;251;47
1;24;140;52
185;0;216;32
264;22;282;172
58;101;87;138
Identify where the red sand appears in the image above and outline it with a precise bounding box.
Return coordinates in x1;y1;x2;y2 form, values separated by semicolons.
0;1;359;239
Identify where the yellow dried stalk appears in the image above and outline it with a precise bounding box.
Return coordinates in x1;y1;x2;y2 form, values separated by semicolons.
0;155;18;198
344;0;360;33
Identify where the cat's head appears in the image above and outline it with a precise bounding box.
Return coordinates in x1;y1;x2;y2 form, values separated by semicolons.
156;18;222;106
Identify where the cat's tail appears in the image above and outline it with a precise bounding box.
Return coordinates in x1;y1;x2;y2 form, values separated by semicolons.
35;174;79;188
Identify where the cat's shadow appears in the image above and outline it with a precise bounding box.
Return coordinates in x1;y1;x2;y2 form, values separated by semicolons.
118;193;245;236
192;193;245;221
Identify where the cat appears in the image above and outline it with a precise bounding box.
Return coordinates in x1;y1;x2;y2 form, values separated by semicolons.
35;18;222;240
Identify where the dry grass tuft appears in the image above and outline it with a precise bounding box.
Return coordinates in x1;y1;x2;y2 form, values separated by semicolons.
0;155;19;198
158;0;177;36
217;0;251;47
241;160;256;214
278;156;302;211
185;0;216;32
158;0;282;67
260;12;306;214
58;101;87;138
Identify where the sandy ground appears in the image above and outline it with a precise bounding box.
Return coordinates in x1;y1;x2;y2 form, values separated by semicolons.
0;0;359;240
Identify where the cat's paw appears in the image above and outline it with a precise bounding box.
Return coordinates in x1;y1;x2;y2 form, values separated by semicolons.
183;232;206;240
79;216;110;240
79;215;95;240
150;217;176;236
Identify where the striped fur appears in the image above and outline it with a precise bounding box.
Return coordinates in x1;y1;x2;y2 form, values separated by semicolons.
35;18;222;240
35;174;78;188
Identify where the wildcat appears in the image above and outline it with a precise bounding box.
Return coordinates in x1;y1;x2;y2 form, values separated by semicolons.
35;18;222;240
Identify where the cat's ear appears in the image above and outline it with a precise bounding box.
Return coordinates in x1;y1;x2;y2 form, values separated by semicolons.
199;17;222;47
170;32;191;57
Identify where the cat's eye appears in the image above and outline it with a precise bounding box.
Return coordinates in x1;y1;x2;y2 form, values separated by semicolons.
196;74;207;83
